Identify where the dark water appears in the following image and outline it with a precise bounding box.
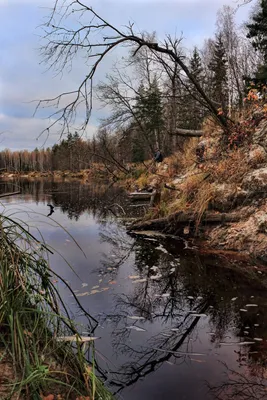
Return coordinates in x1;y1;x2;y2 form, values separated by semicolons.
1;179;267;400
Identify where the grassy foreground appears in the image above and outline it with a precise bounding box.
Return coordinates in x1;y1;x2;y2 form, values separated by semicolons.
0;212;113;400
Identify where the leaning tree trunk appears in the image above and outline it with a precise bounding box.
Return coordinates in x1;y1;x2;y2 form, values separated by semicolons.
128;210;243;234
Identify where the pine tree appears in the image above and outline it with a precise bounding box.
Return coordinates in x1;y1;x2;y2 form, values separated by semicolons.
209;34;228;115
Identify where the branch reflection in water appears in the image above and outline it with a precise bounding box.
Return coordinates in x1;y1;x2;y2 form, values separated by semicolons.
95;222;267;397
1;179;267;399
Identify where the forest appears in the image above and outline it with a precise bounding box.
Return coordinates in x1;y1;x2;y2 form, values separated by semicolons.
1;1;266;173
1;1;267;399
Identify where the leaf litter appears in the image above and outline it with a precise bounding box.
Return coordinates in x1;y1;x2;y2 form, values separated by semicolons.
56;336;100;342
190;313;207;318
220;341;255;346
76;292;89;297
76;287;109;297
126;325;146;332
129;275;140;279
132;278;147;284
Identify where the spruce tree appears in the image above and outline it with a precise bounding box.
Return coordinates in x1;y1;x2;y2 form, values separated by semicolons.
247;0;267;87
247;0;267;61
187;47;205;129
209;34;228;115
134;79;164;156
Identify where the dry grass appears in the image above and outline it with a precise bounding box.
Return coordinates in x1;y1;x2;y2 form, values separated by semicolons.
0;213;112;400
207;149;250;184
166;153;183;178
192;182;215;228
202;116;221;138
136;172;149;188
180;138;199;170
249;147;266;168
168;195;188;214
180;173;208;202
168;174;214;227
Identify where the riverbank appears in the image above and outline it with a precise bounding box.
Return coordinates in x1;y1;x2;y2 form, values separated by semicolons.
1;108;267;264
0;170;92;181
1;176;267;400
0;212;113;400
126;111;267;264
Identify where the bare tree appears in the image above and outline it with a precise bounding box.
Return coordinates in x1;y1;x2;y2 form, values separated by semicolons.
128;31;162;87
37;0;230;141
216;5;260;111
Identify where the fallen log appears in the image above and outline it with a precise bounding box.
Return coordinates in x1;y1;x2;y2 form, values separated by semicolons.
164;184;180;191
128;191;153;201
0;191;21;198
127;210;242;233
174;128;203;137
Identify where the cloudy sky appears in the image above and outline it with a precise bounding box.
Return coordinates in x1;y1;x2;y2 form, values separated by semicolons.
0;0;254;150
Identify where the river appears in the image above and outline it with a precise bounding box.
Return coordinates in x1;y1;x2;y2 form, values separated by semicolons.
1;178;267;400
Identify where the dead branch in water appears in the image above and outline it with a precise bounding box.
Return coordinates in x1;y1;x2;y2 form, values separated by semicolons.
128;210;243;234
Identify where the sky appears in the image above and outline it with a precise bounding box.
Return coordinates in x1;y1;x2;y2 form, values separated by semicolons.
0;0;255;151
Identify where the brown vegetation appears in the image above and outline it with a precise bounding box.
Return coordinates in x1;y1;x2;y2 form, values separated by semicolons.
126;101;267;262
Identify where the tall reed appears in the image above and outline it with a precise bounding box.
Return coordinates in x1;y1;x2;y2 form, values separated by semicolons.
0;212;112;400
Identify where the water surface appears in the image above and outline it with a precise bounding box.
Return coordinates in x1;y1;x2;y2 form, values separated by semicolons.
1;179;267;400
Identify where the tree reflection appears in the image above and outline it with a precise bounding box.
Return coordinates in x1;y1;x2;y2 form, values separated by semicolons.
3;178;267;398
209;361;267;399
99;223;135;272
0;178;131;221
96;226;267;397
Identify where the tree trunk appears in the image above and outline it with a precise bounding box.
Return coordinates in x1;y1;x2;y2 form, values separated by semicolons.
173;129;203;137
128;210;242;233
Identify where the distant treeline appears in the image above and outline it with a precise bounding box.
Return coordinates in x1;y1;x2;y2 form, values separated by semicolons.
2;2;267;173
0;131;151;172
0;133;91;172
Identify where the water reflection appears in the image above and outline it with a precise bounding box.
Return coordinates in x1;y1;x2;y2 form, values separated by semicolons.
209;362;267;399
1;178;267;399
96;223;267;398
0;178;135;221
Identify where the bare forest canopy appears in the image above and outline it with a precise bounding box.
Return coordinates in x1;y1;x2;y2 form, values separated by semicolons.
2;0;267;172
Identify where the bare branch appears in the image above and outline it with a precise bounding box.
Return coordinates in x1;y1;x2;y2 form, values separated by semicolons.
38;0;230;139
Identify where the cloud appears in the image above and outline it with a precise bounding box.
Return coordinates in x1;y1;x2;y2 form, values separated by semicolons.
0;0;51;4
0;0;253;150
0;114;97;151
